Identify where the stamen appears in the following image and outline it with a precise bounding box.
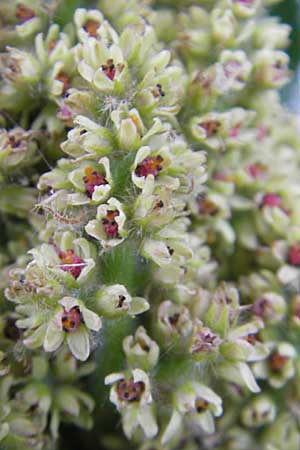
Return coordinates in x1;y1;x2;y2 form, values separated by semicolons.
135;155;163;178
61;306;81;332
102;210;120;238
83;166;108;198
117;378;145;402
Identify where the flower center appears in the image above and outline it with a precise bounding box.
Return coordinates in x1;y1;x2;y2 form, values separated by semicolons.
135;155;164;178
168;313;180;328
59;249;85;279
102;210;120;239
55;72;70;95
199;120;221;137
153;83;165;97
253;298;272;319
83;166;108;198
190;330;218;354
197;195;218;216
101;59;116;80
117;378;145;402
288;244;300;266
268;351;288;373
16;3;35;23
117;295;127;309
223;60;243;81
260;193;282;208
246;163;266;178
83;19;101;37
138;338;150;352
61;306;81;332
245;333;259;345
195;398;209;413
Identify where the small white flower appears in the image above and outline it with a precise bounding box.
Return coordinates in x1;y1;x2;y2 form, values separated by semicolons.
44;297;102;361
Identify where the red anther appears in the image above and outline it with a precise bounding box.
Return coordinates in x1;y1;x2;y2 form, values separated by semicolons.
61;306;81;332
135;155;163;178
83;166;107;198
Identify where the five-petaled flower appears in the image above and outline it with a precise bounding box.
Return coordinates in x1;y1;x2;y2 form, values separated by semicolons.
44;297;102;361
105;369;158;439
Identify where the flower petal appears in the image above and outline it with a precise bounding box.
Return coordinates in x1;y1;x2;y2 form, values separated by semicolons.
44;318;64;353
67;326;90;361
81;307;102;331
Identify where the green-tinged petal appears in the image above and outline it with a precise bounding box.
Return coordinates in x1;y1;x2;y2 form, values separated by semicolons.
67;326;90;361
138;404;158;438
129;297;150;315
196;410;215;434
122;406;139;439
44;318;64;353
81;307;102;331
161;409;182;445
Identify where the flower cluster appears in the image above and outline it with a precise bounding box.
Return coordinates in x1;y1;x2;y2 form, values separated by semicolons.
0;0;299;449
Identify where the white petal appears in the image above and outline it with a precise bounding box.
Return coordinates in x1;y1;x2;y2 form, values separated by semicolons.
67;326;90;361
59;296;79;311
81;307;102;331
23;323;47;349
44;318;64;353
104;372;125;385
138;405;158;438
123;406;139;439
197;410;215;434
161;409;182;445
129;297;150;315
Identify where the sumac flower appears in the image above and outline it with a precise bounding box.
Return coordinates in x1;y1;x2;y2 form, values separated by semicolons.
105;369;158;439
44;297;102;361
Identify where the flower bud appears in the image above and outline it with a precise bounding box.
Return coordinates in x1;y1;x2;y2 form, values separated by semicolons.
241;396;276;428
123;326;159;371
96;285;149;318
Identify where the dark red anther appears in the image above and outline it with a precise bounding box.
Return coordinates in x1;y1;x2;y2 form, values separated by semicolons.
59;249;85;279
260;193;283;208
195;398;209;413
288;243;300;266
102;210;120;239
83;166;108;198
135;155;163;178
199;120;221;137
268;351;288;373
101;59;116;80
61;306;81;332
55;72;70;95
117;378;145;402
